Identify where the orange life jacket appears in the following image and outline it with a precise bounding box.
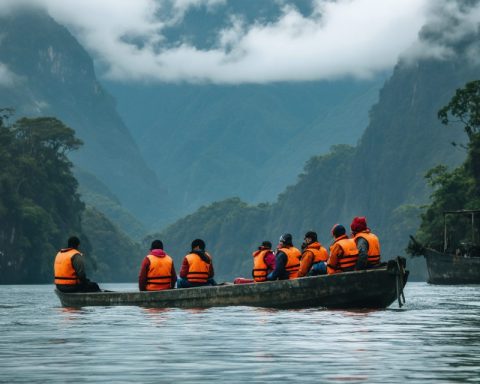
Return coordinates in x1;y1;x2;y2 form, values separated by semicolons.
185;252;212;283
329;236;359;273
279;246;301;279
252;249;271;282
306;242;329;263
354;231;381;266
54;248;81;285
146;254;174;291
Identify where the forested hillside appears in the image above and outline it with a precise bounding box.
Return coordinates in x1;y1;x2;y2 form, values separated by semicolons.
0;10;168;233
0;113;85;283
410;80;480;253
0;112;143;284
0;6;384;233
106;0;385;218
109;80;383;219
153;10;479;281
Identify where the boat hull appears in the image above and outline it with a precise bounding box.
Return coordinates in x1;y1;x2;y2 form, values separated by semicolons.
55;261;408;309
425;249;480;284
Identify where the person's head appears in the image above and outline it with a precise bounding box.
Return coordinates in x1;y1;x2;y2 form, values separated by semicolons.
191;238;206;251
331;224;346;239
259;241;272;250
67;236;80;249
279;233;293;247
304;231;317;244
150;239;164;250
350;216;368;234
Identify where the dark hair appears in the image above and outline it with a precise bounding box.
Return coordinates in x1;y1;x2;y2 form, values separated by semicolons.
191;238;206;251
67;236;80;249
332;224;346;238
279;233;293;246
150;239;164;250
304;231;317;242
261;241;272;249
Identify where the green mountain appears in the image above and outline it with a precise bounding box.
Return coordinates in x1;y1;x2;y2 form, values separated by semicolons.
0;5;385;233
105;0;386;219
0;10;168;231
108;74;385;219
152;11;479;281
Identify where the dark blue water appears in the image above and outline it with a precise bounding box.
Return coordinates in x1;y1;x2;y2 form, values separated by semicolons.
0;283;479;383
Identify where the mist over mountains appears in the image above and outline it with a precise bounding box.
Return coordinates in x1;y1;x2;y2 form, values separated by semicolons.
0;0;479;282
0;1;390;229
107;77;385;217
151;1;480;280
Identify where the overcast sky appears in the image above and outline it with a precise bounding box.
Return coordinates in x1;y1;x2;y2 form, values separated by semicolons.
0;0;479;84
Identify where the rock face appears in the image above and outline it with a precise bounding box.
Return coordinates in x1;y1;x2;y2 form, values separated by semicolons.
108;73;385;220
0;10;168;228
154;7;480;281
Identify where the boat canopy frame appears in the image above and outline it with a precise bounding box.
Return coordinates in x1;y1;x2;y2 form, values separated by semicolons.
443;210;480;252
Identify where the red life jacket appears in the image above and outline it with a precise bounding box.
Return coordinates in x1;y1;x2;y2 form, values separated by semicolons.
354;230;381;266
54;249;81;285
146;254;174;291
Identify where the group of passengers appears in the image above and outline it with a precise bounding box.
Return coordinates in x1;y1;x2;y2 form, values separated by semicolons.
53;216;381;293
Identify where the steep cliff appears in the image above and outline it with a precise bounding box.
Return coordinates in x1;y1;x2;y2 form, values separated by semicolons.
154;12;479;281
0;10;168;229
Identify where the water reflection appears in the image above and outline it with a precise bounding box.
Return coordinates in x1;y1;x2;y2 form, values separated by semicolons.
0;283;479;383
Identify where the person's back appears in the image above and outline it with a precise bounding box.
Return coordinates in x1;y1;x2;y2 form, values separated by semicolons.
138;240;177;291
350;216;381;269
178;239;216;288
54;236;100;293
252;241;275;282
327;225;359;275
268;233;301;280
298;231;329;277
184;252;211;283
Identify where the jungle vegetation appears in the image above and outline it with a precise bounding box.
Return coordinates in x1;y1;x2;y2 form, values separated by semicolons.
410;80;480;254
0;111;142;283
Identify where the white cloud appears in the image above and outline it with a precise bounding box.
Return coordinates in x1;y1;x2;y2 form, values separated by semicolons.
1;0;477;84
0;62;19;87
401;0;480;63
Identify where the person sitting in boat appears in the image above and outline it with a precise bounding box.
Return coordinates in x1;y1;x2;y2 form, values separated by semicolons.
298;231;329;277
327;225;359;274
138;239;177;291
177;239;217;288
252;241;276;282
267;233;301;280
350;216;381;269
54;236;101;293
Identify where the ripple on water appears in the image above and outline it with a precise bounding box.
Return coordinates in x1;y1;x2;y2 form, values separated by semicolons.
0;283;479;383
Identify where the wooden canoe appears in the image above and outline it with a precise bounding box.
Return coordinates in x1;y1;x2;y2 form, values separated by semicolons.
55;257;408;309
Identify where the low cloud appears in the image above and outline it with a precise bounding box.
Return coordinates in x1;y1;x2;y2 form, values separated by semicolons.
402;0;480;63
0;62;19;87
1;0;478;84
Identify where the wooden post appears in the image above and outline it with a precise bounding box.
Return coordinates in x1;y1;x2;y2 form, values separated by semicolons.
472;212;475;245
444;212;447;252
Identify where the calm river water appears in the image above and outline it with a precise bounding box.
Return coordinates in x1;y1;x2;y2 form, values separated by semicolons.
0;282;479;383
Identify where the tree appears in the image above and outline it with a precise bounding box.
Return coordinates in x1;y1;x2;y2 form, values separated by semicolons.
12;117;83;156
410;80;480;254
438;80;480;141
0;114;87;283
